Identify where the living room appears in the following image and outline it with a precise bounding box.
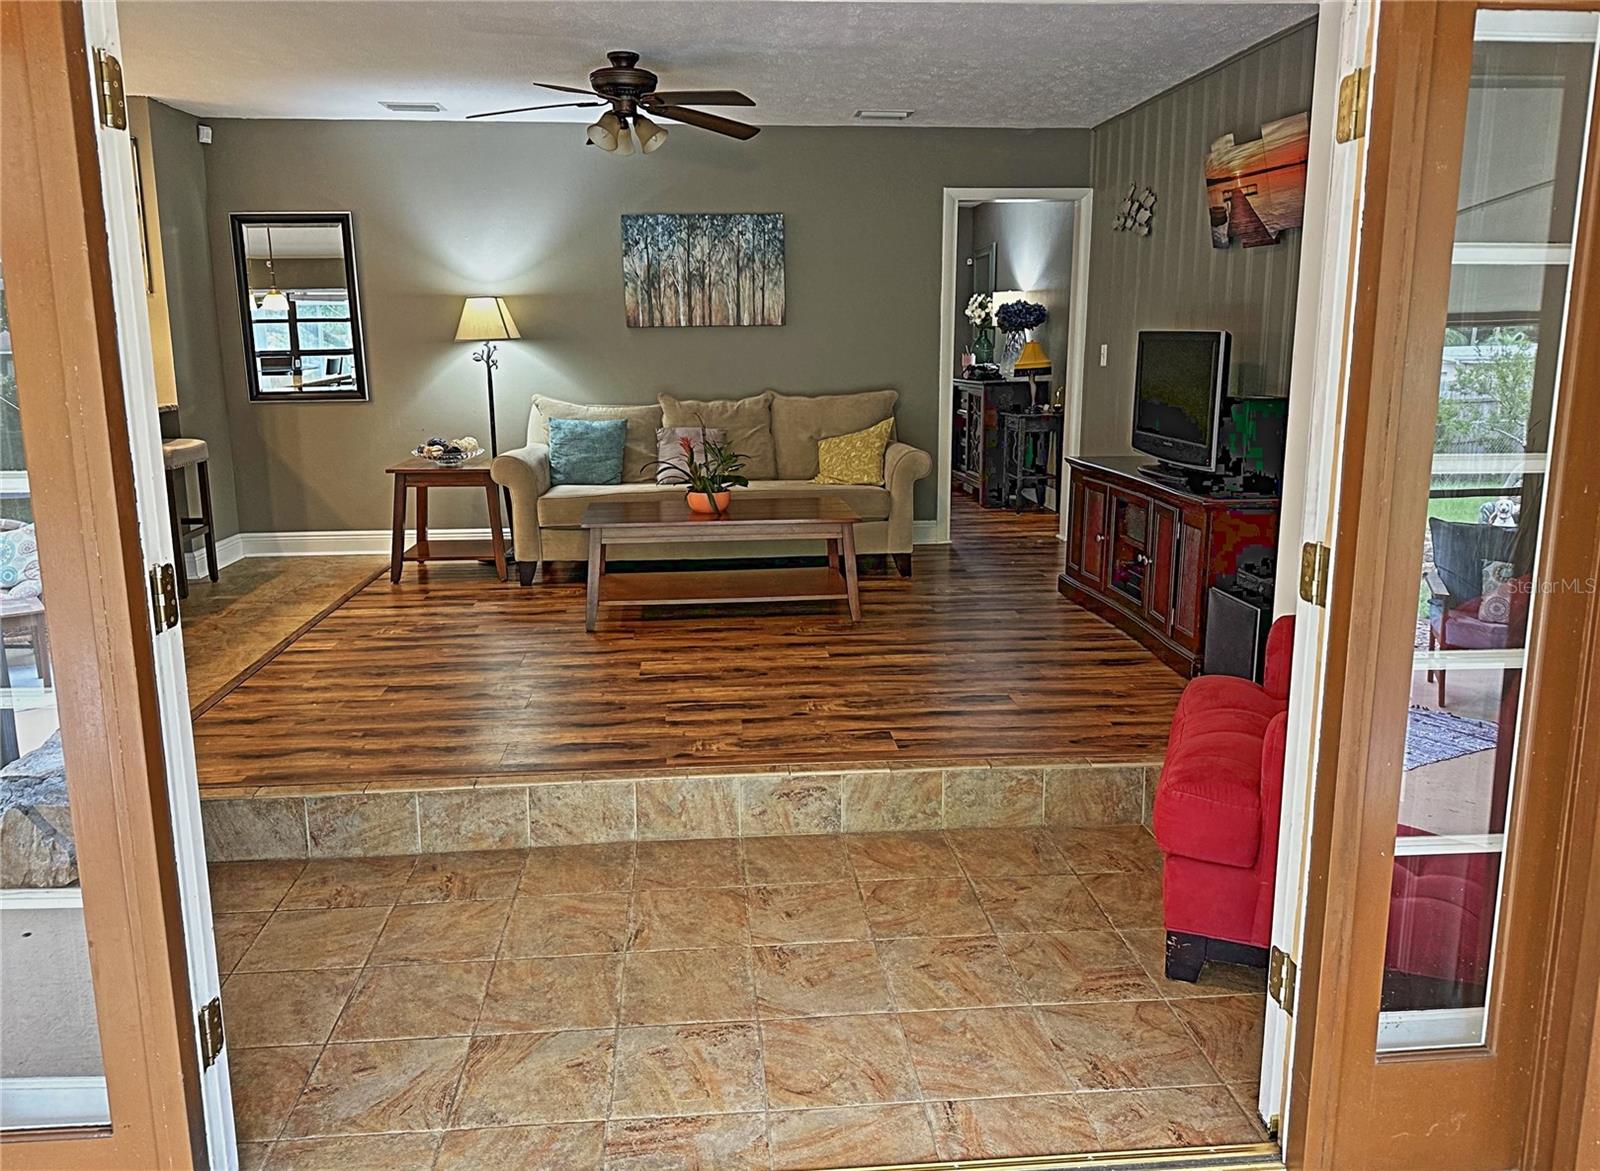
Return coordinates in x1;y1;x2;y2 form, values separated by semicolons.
12;0;1329;1166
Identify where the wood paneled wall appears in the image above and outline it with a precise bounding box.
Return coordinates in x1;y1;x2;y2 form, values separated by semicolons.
1080;21;1319;455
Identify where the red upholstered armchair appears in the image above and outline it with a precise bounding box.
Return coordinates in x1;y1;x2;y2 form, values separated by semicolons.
1152;616;1294;982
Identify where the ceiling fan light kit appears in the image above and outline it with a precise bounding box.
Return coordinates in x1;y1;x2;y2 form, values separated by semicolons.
471;50;758;157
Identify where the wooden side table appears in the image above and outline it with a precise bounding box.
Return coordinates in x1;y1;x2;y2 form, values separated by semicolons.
999;409;1064;512
386;456;507;583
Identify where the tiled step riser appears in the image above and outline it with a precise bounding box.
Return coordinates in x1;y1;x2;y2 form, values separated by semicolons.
201;763;1162;862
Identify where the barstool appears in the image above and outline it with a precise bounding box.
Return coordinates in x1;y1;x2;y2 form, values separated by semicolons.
162;437;217;598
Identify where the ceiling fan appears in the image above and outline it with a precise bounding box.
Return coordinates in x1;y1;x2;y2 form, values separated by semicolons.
467;51;759;155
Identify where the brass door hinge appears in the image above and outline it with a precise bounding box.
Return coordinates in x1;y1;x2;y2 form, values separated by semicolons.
1299;541;1331;608
1336;67;1369;144
94;48;127;131
150;564;180;631
1269;945;1298;1014
198;996;225;1068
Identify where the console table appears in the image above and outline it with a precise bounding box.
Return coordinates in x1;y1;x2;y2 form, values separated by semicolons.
1058;456;1279;675
952;379;1033;506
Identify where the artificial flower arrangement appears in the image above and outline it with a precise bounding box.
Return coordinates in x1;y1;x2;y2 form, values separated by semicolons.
647;425;749;514
412;435;483;464
995;299;1048;335
965;292;997;362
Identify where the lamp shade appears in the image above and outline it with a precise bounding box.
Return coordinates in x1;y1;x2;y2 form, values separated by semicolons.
1014;339;1051;371
455;297;520;342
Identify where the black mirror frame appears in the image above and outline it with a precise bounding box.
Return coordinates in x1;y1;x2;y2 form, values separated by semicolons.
230;211;370;403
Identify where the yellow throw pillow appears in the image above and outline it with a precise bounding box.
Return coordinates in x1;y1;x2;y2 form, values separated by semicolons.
814;417;894;486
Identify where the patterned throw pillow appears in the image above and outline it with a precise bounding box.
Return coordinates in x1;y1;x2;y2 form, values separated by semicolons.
813;417;894;486
548;417;627;486
0;524;42;599
1479;559;1516;625
654;426;728;484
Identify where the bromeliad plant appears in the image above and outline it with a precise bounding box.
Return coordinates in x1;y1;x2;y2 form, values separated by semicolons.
647;425;749;512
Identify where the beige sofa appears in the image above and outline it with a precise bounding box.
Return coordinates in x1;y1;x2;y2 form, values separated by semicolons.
492;388;933;585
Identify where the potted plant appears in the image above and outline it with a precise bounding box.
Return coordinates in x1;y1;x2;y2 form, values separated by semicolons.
965;293;996;364
648;427;749;514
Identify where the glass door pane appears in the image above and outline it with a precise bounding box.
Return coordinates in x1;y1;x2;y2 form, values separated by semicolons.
1379;9;1599;1053
0;269;112;1129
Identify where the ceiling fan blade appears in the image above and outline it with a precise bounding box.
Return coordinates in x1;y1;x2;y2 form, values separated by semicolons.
533;81;598;96
466;100;604;120
651;105;760;140
644;89;756;108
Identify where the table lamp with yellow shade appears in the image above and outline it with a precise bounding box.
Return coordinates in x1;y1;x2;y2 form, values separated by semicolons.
455;297;521;460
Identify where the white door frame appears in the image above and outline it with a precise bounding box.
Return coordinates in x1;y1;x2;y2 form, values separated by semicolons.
1257;0;1375;1140
81;2;235;1165
935;186;1093;543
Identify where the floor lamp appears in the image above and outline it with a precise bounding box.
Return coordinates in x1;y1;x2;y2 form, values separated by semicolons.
456;296;520;534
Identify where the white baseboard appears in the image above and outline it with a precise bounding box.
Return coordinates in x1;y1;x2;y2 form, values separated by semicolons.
0;1077;109;1130
180;532;246;579
237;528;505;557
205;523;946;559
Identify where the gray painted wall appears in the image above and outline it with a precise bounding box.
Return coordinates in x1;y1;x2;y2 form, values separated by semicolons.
146;100;241;539
971;200;1075;392
192;122;1093;531
1079;22;1317;455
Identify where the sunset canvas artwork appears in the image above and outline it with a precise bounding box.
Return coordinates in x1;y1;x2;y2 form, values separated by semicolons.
1205;111;1310;249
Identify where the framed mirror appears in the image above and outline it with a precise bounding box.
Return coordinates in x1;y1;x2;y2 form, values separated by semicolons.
230;212;369;402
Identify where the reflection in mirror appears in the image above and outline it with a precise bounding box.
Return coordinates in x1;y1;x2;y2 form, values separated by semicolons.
230;213;368;402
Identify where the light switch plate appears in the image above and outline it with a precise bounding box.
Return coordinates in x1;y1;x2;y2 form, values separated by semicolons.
1099;344;1108;367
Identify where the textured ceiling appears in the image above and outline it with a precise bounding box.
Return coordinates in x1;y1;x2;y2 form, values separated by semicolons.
120;1;1313;128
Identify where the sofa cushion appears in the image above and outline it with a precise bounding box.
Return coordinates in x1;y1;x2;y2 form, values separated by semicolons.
659;392;776;479
770;388;898;480
815;417;895;486
654;426;728;484
529;395;663;484
537;481;892;528
548;417;626;486
1152;675;1288;868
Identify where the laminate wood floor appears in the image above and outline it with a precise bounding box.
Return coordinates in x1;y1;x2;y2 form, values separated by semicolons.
192;496;1185;791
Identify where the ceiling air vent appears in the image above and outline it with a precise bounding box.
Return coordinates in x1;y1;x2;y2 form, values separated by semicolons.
853;110;914;122
380;101;445;114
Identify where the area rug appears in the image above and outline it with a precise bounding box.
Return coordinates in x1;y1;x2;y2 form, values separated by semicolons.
1405;705;1499;771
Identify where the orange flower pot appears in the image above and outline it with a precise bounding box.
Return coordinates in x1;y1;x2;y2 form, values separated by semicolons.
687;490;731;515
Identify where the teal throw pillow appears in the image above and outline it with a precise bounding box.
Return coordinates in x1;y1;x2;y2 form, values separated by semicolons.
548;417;627;486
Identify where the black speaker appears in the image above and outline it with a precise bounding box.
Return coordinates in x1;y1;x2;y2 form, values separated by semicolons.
1204;586;1274;681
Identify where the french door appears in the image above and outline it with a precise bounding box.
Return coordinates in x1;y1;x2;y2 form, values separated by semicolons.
1288;2;1600;1166
2;1;225;1166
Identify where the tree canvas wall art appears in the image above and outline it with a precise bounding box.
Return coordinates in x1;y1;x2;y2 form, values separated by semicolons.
621;212;785;327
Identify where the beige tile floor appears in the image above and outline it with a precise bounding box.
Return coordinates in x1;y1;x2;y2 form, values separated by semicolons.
212;826;1270;1171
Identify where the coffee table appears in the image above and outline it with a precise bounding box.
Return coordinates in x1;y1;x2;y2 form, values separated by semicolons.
578;497;861;631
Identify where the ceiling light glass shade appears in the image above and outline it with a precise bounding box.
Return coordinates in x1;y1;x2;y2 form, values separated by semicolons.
633;113;667;153
586;111;621;151
614;122;636;156
258;289;289;312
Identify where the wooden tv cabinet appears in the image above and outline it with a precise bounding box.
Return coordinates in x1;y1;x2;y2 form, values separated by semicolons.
1057;456;1279;676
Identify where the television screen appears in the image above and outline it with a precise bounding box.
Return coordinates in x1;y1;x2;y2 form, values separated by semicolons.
1132;330;1230;470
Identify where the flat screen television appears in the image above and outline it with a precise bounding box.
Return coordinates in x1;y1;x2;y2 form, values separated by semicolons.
1131;329;1231;473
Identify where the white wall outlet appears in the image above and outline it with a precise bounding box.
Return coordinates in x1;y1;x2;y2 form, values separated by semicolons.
197;124;213;144
1099;344;1108;367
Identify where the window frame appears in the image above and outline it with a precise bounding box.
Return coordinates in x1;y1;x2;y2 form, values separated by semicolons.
229;211;370;403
